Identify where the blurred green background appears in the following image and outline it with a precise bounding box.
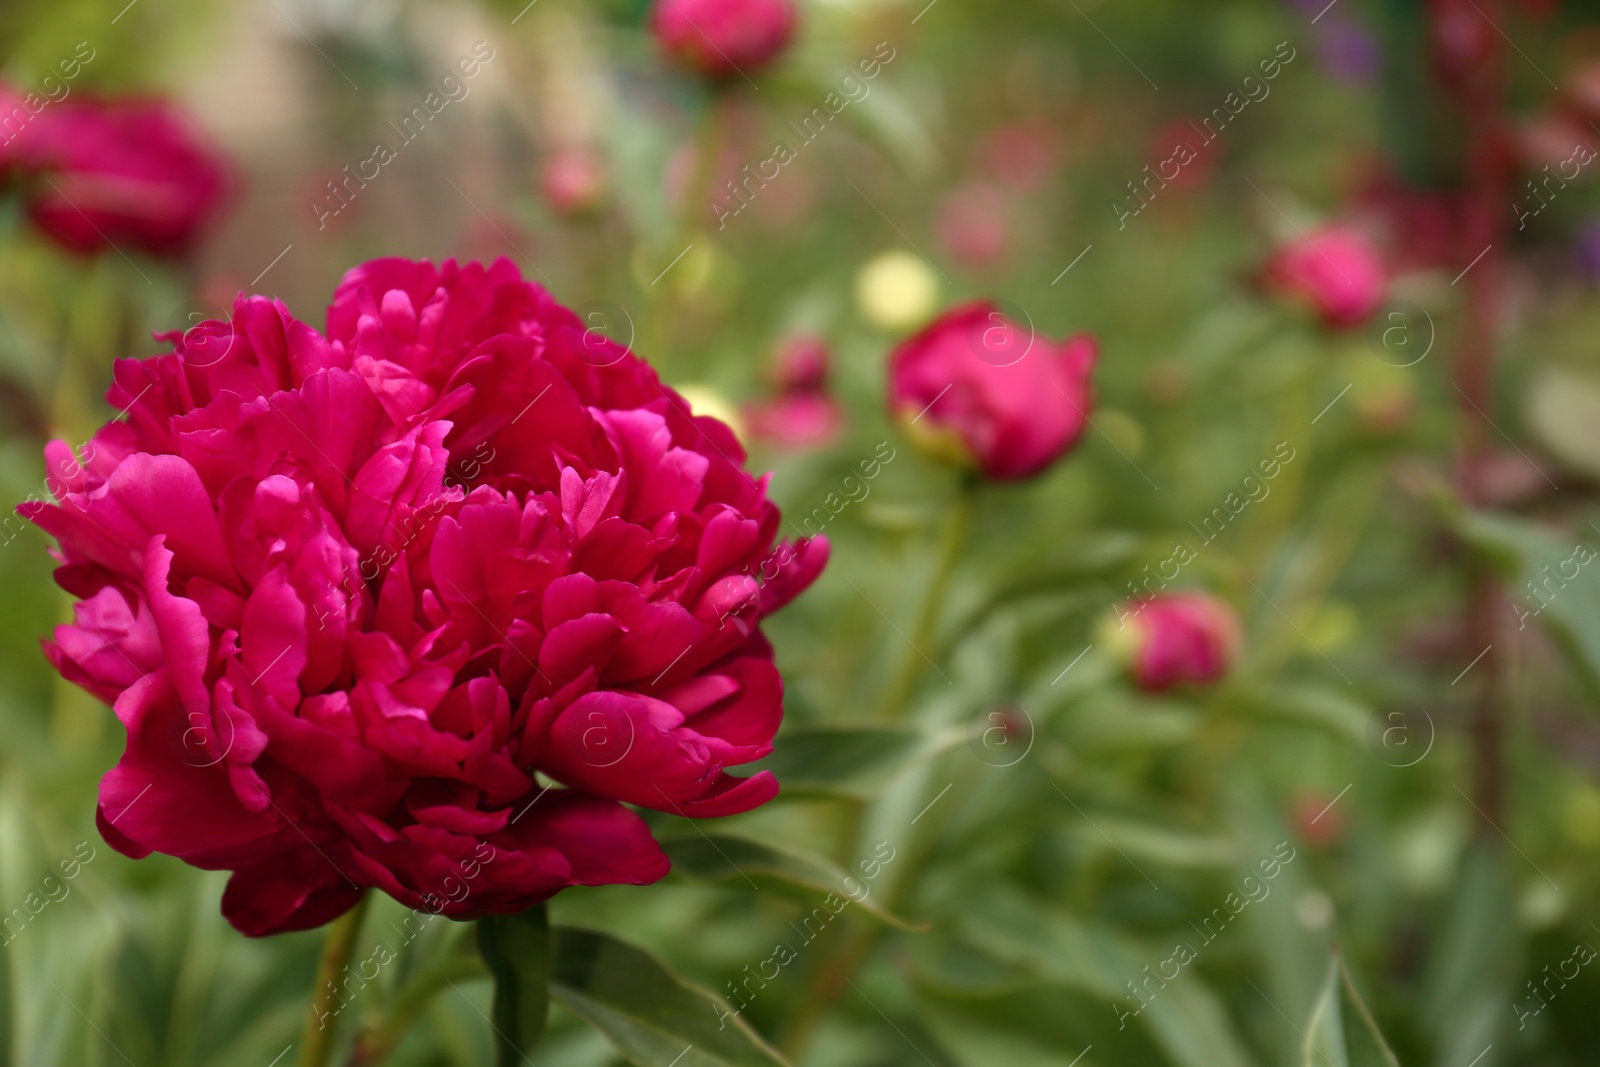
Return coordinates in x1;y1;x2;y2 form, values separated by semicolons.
6;0;1600;1064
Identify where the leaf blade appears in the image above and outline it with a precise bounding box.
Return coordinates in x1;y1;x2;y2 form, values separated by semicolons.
549;926;788;1067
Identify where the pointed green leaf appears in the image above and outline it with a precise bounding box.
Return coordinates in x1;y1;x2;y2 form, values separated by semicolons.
746;727;937;798
1304;956;1401;1067
549;926;787;1067
662;833;922;930
476;904;550;1067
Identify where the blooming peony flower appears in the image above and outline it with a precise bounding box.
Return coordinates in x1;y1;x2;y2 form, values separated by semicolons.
888;302;1097;481
23;257;826;936
0;92;228;257
1261;224;1386;329
1109;592;1240;691
650;0;797;79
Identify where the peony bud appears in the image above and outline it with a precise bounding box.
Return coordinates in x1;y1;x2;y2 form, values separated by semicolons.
887;302;1096;481
746;335;841;449
1105;592;1240;691
1261;224;1386;329
650;0;797;79
540;147;607;216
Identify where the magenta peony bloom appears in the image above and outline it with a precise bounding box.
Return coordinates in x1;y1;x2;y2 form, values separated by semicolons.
23;257;826;936
1261;224;1386;329
888;302;1097;481
650;0;797;79
0;93;228;257
747;336;842;449
1114;592;1240;691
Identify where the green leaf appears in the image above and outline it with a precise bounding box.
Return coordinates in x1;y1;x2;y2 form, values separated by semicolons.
662;833;922;930
1457;510;1600;699
476;904;550;1067
1303;955;1401;1067
549;926;788;1067
957;893;1258;1067
746;726;937;798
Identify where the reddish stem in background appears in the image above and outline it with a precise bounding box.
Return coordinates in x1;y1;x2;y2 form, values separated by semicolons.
1430;0;1513;831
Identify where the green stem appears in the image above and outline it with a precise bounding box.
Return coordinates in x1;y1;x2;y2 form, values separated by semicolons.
345;949;484;1067
297;893;371;1067
649;86;730;365
781;478;978;1057
880;477;978;720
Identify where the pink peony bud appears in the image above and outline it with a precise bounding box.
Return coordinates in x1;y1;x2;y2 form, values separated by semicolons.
22;257;827;935
746;335;841;449
540;147;607;216
1;93;228;257
1261;224;1387;329
1110;592;1240;692
887;302;1096;481
650;0;797;79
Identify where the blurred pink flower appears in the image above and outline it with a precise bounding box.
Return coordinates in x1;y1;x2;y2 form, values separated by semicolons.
975;118;1061;192
651;0;797;79
1118;592;1240;692
24;257;826;935
888;302;1096;481
747;335;842;449
1262;223;1387;328
540;147;607;216
936;182;1012;270
1;91;228;257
